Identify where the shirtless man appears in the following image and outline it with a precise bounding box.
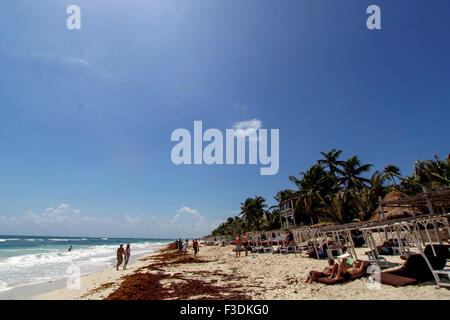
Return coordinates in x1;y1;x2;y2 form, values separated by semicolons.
242;234;249;256
334;260;368;280
234;235;243;258
193;239;199;257
306;258;338;283
287;230;295;246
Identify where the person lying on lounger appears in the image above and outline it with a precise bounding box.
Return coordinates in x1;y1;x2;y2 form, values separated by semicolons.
377;241;394;255
306;258;338;283
333;260;368;280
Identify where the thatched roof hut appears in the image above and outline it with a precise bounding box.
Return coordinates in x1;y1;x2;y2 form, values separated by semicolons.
370;191;422;221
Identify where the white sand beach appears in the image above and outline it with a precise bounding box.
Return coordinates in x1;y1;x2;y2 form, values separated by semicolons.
30;244;450;300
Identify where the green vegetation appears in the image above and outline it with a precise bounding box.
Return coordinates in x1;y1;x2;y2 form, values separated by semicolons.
211;150;450;236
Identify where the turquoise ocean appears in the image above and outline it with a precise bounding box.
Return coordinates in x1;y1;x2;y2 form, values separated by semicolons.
0;235;172;292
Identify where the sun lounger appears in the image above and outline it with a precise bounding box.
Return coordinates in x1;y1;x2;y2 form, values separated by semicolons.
257;242;273;253
365;252;389;268
423;244;450;287
423;244;450;258
380;253;447;286
280;245;296;254
251;247;259;253
327;245;347;259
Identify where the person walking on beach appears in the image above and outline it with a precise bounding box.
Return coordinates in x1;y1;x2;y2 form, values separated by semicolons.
242;234;249;256
287;230;295;246
193;239;199;257
178;239;183;256
116;244;125;270
123;244;131;270
183;239;189;255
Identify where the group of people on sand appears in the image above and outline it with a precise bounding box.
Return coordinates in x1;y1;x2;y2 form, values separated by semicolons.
305;258;368;283
175;238;200;257
233;234;249;257
233;231;296;257
116;243;131;270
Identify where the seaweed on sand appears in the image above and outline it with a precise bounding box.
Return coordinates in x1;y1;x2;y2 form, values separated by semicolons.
105;272;253;300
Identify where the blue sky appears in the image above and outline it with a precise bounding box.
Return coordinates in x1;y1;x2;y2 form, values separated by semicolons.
0;1;449;238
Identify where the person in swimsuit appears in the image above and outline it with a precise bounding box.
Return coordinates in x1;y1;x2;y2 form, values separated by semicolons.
287;230;295;246
334;260;367;280
242;234;249;256
234;235;243;258
306;258;338;283
123;244;131;270
193;239;199;257
116;244;124;270
183;239;189;255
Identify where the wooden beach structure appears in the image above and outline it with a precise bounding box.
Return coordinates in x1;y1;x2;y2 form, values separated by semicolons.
279;199;296;229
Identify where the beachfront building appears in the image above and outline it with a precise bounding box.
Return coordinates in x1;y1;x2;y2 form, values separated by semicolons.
279;199;296;228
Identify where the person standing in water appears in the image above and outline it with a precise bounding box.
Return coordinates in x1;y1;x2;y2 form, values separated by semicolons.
68;245;72;252
123;244;131;270
116;244;124;270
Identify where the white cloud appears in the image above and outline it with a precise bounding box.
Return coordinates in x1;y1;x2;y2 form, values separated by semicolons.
170;213;180;223
174;206;208;229
178;206;200;216
30;52;89;68
233;119;262;141
0;204;217;238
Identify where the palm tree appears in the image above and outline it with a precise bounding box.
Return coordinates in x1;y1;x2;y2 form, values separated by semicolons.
273;189;297;204
416;154;450;187
337;156;373;190
261;208;281;230
289;164;335;224
318;148;344;177
384;165;401;186
400;154;450;193
240;196;267;231
352;170;388;220
319;190;351;224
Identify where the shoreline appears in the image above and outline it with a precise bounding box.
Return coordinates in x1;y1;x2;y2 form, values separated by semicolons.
26;243;450;300
0;242;169;300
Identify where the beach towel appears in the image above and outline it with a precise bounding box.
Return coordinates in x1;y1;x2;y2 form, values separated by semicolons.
380;253;446;285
